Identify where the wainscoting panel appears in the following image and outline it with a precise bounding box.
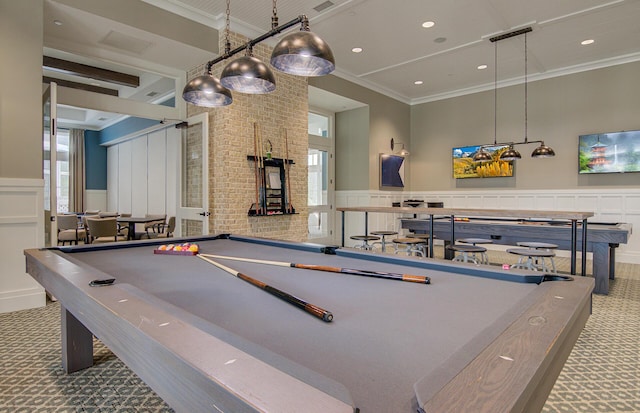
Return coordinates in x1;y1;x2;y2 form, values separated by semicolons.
336;189;639;264
0;178;46;313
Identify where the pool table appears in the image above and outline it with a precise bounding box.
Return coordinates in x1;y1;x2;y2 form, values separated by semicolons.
25;234;593;413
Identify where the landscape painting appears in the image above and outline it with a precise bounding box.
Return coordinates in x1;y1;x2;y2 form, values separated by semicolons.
452;145;514;179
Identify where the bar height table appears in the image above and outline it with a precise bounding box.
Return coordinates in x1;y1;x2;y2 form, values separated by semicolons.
338;206;594;277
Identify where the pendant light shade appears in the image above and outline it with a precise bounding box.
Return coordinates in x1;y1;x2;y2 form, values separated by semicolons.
473;148;493;162
182;74;232;107
500;145;522;161
271;30;335;76
220;55;276;94
531;143;556;158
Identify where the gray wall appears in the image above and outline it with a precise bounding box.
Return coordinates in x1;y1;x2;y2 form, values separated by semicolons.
0;0;43;179
335;107;369;190
410;61;640;191
309;76;411;190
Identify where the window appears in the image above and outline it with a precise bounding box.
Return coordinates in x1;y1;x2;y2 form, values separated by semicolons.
44;129;70;212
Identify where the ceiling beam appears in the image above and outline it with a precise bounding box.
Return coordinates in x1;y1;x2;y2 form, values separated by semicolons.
43;56;140;88
43;76;119;96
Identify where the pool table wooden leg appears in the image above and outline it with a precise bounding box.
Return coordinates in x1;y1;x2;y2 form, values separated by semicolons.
591;243;610;295
61;306;93;373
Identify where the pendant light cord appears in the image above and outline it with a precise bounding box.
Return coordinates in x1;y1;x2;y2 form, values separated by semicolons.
272;0;278;29
494;40;498;145
524;32;528;143
224;0;231;54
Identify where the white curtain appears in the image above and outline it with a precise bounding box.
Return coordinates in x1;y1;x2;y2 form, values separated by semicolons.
69;129;85;213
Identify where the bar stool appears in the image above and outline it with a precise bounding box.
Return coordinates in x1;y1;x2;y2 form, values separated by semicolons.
406;233;434;257
457;238;492;264
392;238;426;257
507;248;556;273
516;242;558;273
448;244;488;264
350;235;380;251
369;231;398;252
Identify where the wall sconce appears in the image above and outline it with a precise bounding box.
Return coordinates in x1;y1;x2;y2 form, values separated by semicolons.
390;138;410;156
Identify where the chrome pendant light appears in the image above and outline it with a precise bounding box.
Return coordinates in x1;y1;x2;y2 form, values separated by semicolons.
500;145;522;161
219;1;276;95
270;16;335;76
531;143;555;158
182;0;233;107
181;0;335;107
221;47;276;94
182;73;232;107
499;28;556;160
471;27;556;162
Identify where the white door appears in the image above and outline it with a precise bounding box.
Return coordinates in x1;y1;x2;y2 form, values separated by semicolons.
176;113;210;236
43;83;58;247
307;111;335;245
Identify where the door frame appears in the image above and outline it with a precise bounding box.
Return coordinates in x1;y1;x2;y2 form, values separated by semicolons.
176;113;210;236
307;108;335;245
43;82;58;246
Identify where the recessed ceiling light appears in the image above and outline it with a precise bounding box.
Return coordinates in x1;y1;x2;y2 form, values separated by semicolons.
581;39;595;46
351;47;363;53
434;37;446;44
477;64;488;70
414;80;423;85
53;20;63;26
422;21;435;28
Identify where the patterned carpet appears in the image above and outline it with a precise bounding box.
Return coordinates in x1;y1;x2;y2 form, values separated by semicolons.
1;249;639;412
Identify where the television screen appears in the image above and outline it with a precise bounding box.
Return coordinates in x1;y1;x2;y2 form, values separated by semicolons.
452;145;514;179
579;130;640;174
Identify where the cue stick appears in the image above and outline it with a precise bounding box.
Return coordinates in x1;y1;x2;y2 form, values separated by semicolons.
253;122;260;215
200;253;431;284
257;123;266;214
283;127;292;213
197;254;334;322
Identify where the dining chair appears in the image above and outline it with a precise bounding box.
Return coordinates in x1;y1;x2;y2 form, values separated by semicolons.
85;217;126;244
57;214;86;245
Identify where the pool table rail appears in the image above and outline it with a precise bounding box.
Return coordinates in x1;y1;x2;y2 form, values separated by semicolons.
25;247;356;413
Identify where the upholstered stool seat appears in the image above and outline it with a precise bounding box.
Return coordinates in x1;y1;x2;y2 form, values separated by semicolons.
369;231;398;252
392;238;426;257
448;244;488;264
457;238;492;264
350;235;380;250
507;248;556;273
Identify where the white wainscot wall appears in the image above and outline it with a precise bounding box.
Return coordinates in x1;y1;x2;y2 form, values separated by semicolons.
0;178;46;313
336;189;639;264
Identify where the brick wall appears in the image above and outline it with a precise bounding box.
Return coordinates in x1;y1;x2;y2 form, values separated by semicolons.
187;32;309;242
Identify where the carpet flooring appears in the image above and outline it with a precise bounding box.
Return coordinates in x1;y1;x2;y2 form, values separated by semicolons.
1;248;638;412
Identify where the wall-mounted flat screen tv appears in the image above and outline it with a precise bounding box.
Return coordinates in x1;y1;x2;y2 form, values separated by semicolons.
578;130;640;174
452;145;514;179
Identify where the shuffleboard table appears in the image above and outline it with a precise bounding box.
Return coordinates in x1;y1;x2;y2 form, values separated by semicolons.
25;234;593;413
401;217;631;295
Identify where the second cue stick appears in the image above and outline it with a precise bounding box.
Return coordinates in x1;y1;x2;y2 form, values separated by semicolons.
200;253;431;284
283;127;292;213
253;122;260;215
197;254;334;322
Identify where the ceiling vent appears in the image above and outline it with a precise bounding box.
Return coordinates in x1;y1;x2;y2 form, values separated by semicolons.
313;1;334;12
